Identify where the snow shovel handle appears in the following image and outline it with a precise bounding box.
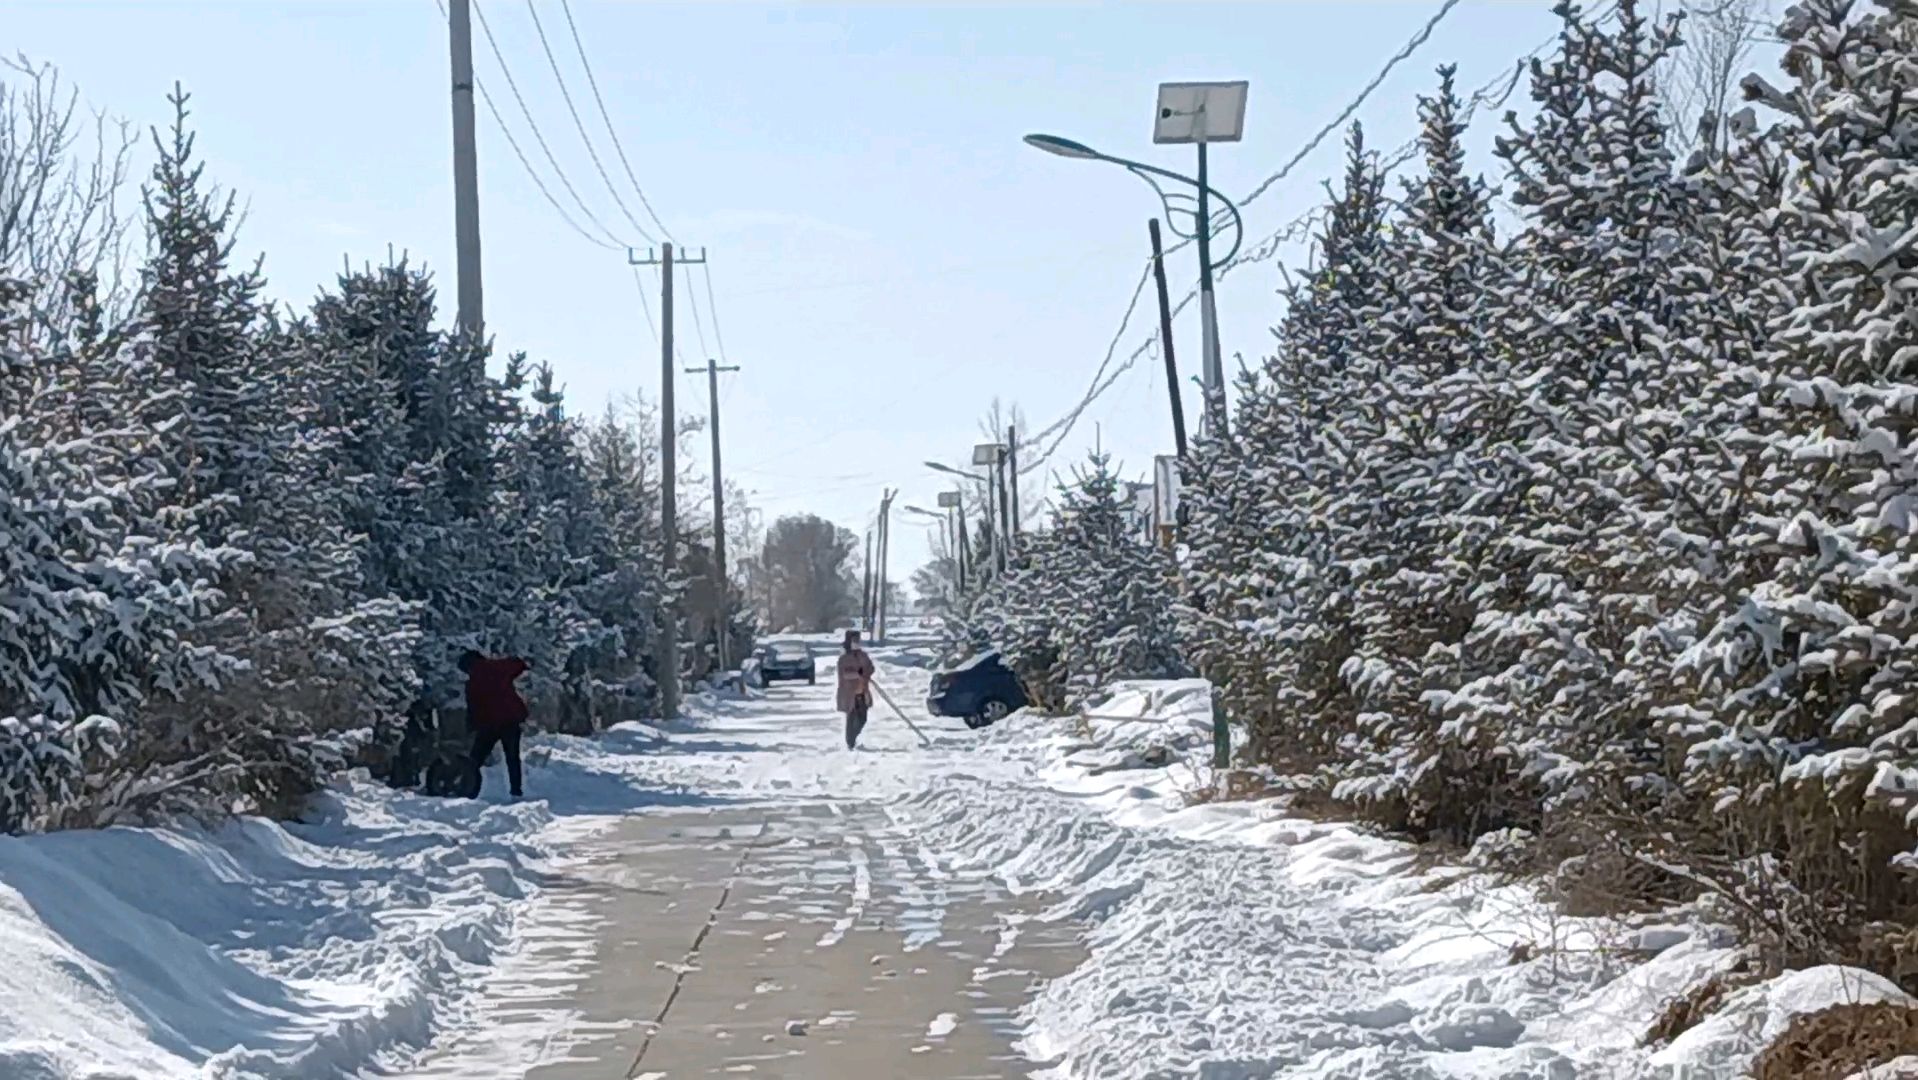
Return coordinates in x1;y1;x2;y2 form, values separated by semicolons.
867;678;934;748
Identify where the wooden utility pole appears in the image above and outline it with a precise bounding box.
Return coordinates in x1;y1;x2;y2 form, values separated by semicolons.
687;357;740;672
629;244;707;719
954;501;967;592
995;452;1011;573
1007;426;1021;540
448;0;483;337
1148;218;1189;458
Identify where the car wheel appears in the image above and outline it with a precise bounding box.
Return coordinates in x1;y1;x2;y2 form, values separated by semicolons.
808;674;816;685
964;714;988;730
979;699;1011;725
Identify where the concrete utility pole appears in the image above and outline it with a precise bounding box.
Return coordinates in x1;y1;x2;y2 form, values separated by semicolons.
629;244;707;719
687;357;741;672
876;489;896;644
862;528;876;635
448;0;483;337
1148;218;1189;458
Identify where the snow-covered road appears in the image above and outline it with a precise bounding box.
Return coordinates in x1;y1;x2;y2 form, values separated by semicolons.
391;651;1753;1080
401;653;1088;1077
1;646;1889;1078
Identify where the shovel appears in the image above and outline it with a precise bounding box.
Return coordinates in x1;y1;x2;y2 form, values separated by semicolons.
866;678;935;748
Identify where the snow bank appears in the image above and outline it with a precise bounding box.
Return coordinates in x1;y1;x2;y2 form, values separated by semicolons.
1651;966;1917;1079
0;719;677;1080
0;780;544;1078
891;675;1889;1080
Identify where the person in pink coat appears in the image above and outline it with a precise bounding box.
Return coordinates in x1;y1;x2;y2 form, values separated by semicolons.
836;629;875;749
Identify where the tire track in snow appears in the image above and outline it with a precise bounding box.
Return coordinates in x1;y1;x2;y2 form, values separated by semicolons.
815;833;870;949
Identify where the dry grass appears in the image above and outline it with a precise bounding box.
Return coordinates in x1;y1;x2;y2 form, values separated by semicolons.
1753;1001;1918;1080
1641;954;1769;1048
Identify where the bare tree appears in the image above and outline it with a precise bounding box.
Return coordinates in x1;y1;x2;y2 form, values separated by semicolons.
761;514;861;633
0;57;138;332
1659;0;1771;157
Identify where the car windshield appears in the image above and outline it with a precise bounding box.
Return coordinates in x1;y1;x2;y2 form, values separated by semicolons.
951;651;1000;673
768;643;809;660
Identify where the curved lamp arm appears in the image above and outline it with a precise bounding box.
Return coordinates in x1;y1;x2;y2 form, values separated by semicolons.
1024;134;1243;266
1121;164;1244;265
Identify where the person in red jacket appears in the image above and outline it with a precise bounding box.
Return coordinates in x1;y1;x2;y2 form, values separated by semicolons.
459;650;531;798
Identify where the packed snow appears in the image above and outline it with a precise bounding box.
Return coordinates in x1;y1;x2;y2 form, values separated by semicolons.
0;658;1901;1078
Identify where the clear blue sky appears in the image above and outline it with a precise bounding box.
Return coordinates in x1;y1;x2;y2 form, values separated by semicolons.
10;0;1563;577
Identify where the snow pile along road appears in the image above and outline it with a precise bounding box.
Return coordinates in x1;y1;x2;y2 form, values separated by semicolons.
0;717;680;1080
889;675;1897;1079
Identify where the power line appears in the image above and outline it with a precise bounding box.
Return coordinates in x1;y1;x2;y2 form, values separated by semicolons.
434;0;619;251
629;264;660;347
684;264;713;359
1015;5;1576;479
1020;261;1154;468
701;262;730;364
469;0;633;247
523;0;657;245
558;0;675;242
1233;0;1463;213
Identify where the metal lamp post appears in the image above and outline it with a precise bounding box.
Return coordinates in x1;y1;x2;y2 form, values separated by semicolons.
904;505;959;605
904;505;949;556
1023;80;1247;437
928;460;995;579
973;443;1010;572
936;490;966;592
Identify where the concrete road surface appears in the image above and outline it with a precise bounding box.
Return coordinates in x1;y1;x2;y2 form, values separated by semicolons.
404;656;1082;1079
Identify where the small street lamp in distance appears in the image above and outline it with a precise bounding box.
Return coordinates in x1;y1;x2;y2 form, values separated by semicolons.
903;505;957;599
927;462;991;580
936;490;967;593
924;460;982;484
973;443;1010;570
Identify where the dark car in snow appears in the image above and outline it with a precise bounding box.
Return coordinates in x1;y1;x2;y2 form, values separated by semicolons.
926;651;1028;729
758;641;816;685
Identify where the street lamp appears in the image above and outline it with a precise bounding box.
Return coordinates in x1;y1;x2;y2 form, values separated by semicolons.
927;461;993;580
904;505;960;600
925;460;985;484
1024;80;1247;436
937;490;967;592
904;504;946;549
974;443;1011;572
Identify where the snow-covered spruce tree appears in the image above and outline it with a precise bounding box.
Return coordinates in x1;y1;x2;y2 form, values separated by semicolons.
98;87;282;816
491;361;610;730
1424;0;1708;846
578;402;667;720
1329;66;1520;840
962;452;1183;711
1179;123;1397;771
1176;364;1283;750
94;88;422;818
1673;0;1918;950
247;310;421;787
0;268;231;831
304;261;509;717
